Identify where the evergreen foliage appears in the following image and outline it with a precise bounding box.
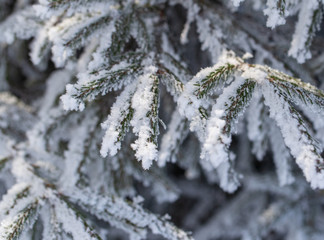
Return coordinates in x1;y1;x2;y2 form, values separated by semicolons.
0;0;324;239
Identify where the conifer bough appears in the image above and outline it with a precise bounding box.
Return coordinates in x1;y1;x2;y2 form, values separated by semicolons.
0;0;324;239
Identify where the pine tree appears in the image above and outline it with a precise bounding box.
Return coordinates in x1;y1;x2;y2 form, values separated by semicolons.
0;0;324;239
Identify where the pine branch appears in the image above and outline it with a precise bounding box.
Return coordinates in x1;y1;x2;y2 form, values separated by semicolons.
288;0;323;63
0;200;39;240
100;81;136;157
246;91;269;161
277;0;286;17
158;67;184;99
193;63;238;99
43;0;113;16
202;78;256;169
131;70;160;169
269;122;295;186
108;11;134;58
48;0;106;10
61;63;143;111
0;7;41;44
69;188;194;240
0;182;40;240
52;195;102;240
267;72;324;112
0;156;10;171
77;65;142;101
63;15;112;50
159;111;189;167
263;81;324;188
180;51;324;190
223;80;256;134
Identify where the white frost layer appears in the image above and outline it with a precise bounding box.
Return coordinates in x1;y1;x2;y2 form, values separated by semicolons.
264;0;287;28
51;196;98;240
202;77;245;168
60;84;85;111
100;81;137;157
246;89;268;160
35;1;114;19
177;61;211;130
0;182;32;222
288;0;319;63
301;107;324;145
196;15;223;64
178;51;240;139
60;112;97;191
41;205;57;240
217;159;241;193
68;188;193;240
262;81;324;189
131;66;159;170
180;0;199;45
48;12;109;67
0;7;41;44
269;123;295;186
62;61;133;112
241;65;267;84
0;157;45;238
39;70;72;117
29;16;55;66
85;22;115;72
158;111;188;167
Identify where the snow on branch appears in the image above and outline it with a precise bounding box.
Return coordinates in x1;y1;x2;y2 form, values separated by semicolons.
2;1;324;238
246;90;269;161
69;188;193;240
35;0;114;18
0;198;40;240
264;0;287;28
49;195;102;240
0;7;41;44
202;78;256;169
179;51;324;190
288;0;323;63
100;81;137;157
48;13;113;67
61;62;142;111
158;110;189;167
0;155;105;240
131;66;160;169
263;81;324;188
